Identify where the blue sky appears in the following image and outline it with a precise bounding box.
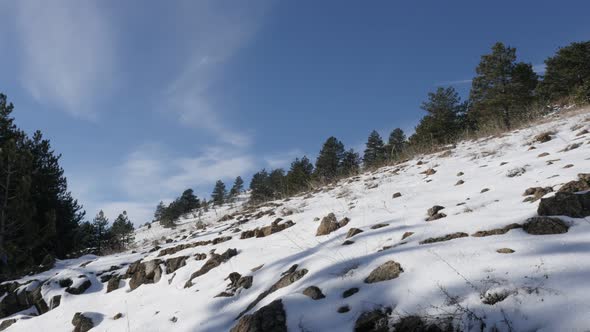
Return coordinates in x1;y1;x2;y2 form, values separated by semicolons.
0;0;588;225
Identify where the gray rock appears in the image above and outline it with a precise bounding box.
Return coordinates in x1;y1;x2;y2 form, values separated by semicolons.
346;228;364;239
523;217;569;235
302;286;325;300
354;309;390;332
365;261;403;283
538;191;590;218
231;299;287;332
72;312;94;332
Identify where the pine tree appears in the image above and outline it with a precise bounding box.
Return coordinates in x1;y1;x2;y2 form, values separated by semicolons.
314;137;345;182
179;189;200;212
340;149;361;176
269;169;286;198
92;210;110;254
537;41;590;103
386;128;407;160
363;130;386;168
229;176;244;199
286;156;314;195
410;87;465;146
211;180;227;206
249;169;273;203
469;42;538;129
111;211;134;250
153;201;165;222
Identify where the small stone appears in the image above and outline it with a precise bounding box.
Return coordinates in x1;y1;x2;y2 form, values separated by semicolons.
480;188;490;193
113;313;123;320
342;287;359;298
337;305;350;313
538;152;550;157
392;192;402;198
401;232;414;240
364;261;403;283
302;286;325;300
496;248;515;254
455;180;464;186
342;240;355;246
457;172;464;176
346;228;363;239
563;164;574;169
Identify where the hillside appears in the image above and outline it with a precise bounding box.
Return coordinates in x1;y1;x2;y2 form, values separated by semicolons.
2;107;590;331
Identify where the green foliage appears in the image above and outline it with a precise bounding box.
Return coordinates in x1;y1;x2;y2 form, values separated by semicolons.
0;93;85;276
385;128;407;160
229;176;244;200
537;41;590;103
156;188;201;227
363;130;386;168
211;180;227;206
410;87;466;146
340;149;361;176
249;169;274;203
92;211;110;253
469;42;538;129
110;211;134;250
314;136;345;182
286;156;313;194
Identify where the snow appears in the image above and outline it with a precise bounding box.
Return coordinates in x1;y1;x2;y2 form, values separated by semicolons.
3;108;590;331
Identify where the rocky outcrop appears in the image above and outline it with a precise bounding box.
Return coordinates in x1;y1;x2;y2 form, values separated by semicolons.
125;259;162;290
365;261;403;284
157;236;232;257
523;186;553;202
342;287;359;298
523;217;569;235
302;286;325;300
316;213;350;236
215;272;253;297
0;280;50;318
240;219;295;239
106;275;121;293
237;264;308;319
72;312;94;332
426;205;446;221
65;276;92;295
346;228;364;239
557;174;590;193
354;309;391;332
0;319;16;331
231;299;287;332
185;249;238;288
471;223;521;237
420;232;468;245
538;191;590;218
165;256;188;274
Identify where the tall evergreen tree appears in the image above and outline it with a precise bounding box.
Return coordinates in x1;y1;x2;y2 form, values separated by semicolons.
211;180;227;206
386;128;407;160
410;87;465;146
229;176;245;199
92;210;109;253
363;130;386;168
469;42;538;129
340;149;361;176
111;211;134;250
179;189;200;212
269;168;286;198
286;156;314;195
314;137;345;182
249;169;273;203
537;41;590;103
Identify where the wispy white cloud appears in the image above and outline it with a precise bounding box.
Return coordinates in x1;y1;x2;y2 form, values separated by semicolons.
163;1;272;147
12;0;114;118
436;79;472;86
533;63;546;75
264;149;306;169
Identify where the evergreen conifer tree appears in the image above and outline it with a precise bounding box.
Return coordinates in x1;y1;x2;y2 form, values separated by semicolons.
211;180;227;206
286;156;313;195
363;130;386;168
469;42;538;129
111;211;134;250
340;149;361;176
229;176;244;199
314;137;344;182
92;210;110;253
386;128;407;160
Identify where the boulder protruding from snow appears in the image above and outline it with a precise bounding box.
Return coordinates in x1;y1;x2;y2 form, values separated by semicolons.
185;249;238;288
231;299;287;332
72;312;94;332
65;276;92;295
426;205;446;221
538;191;590;218
523;217;569;235
125;259;162;291
354;308;391;332
302;286;325;300
315;213;349;236
364;261;403;284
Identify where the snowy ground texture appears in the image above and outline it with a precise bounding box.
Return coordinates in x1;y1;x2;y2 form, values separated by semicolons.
3;108;590;331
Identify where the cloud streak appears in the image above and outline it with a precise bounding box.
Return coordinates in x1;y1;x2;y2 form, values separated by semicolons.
13;0;114;118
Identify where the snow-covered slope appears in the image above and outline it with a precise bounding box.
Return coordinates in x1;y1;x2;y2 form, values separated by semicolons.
3;108;590;331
